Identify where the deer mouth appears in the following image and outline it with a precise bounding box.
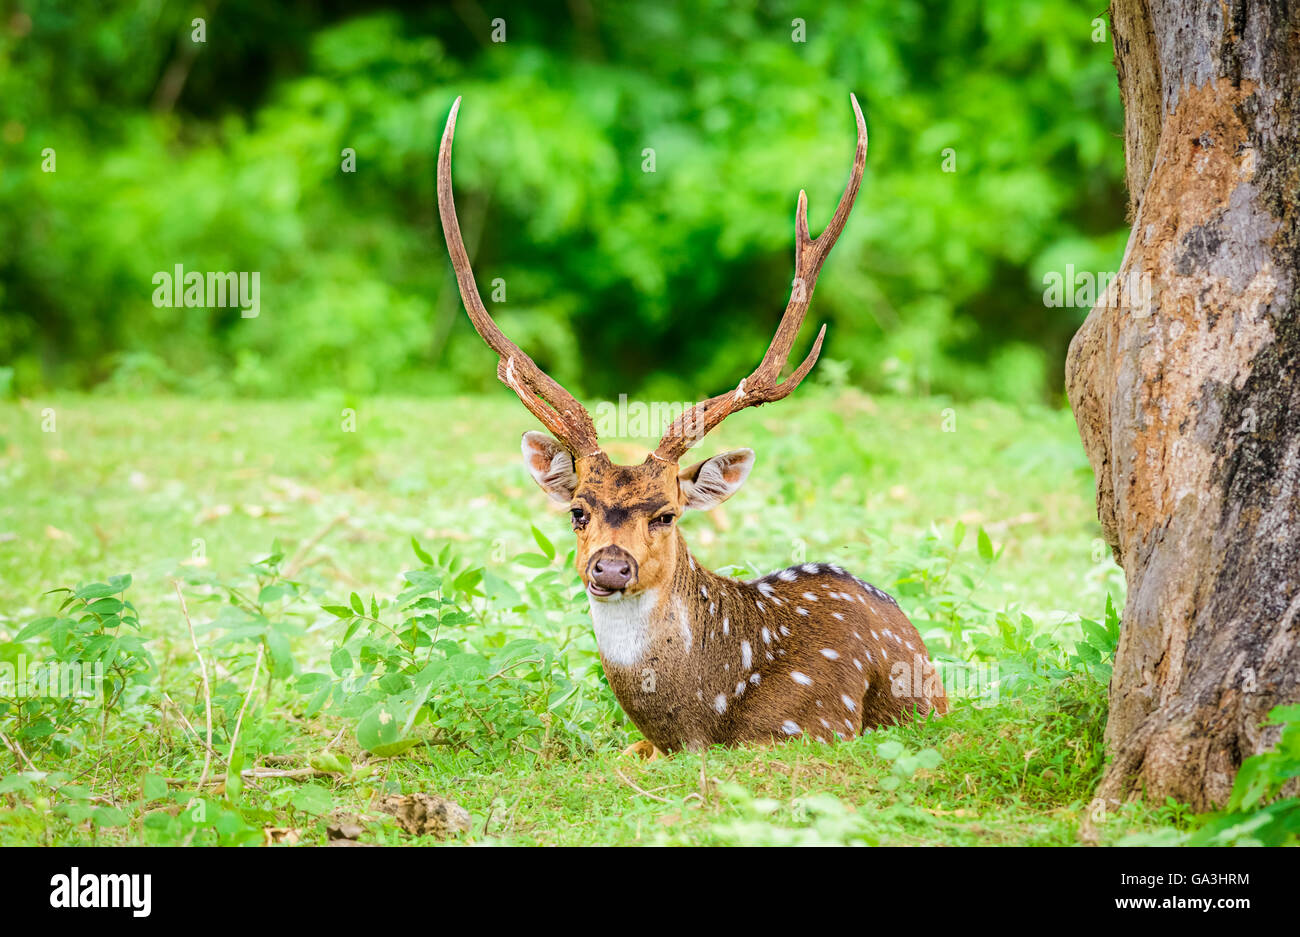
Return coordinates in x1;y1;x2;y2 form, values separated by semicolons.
587;582;620;599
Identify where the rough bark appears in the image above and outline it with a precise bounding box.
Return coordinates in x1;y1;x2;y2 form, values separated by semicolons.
1066;0;1300;810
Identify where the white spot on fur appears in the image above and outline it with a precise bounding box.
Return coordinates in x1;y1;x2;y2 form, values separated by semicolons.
833;612;844;621
802;564;820;575
762;627;771;644
781;720;801;736
740;641;752;669
749;672;760;685
853;658;862;671
802;592;818;601
779;624;790;637
713;693;727;714
735;681;745;697
758;581;776;598
791;671;813;686
796;607;809;616
756;601;765;613
841;694;856;711
820;648;840;660
722;617;730;635
674;596;692;652
777;569;798;582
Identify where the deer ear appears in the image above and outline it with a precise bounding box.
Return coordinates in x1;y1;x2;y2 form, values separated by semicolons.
521;431;578;504
678;448;755;511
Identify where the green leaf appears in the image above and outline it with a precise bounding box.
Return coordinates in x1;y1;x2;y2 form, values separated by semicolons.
1075;642;1101;664
142;774;169;801
75;582;118;600
531;525;555;561
291;784;334;816
14;617;57;641
400;569;441;596
356;700;420;757
322;605;354;618
85;598;124;617
330;647;353;676
875;740;905;760
0;775;35;795
227;749;245;803
310;751;351;774
1079;618;1112;650
349;592;365;615
915;748;942;770
93;806;130;827
306;680;332;717
951;520;966;549
513;553;552;569
481;570;523;610
265;630;293;679
977;527;994;562
259;583;291;603
452;567;483;596
411;536;434;566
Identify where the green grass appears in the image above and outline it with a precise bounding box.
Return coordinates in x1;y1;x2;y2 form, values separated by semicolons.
0;388;1186;846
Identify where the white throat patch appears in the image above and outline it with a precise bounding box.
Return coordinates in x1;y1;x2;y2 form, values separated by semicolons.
589;588;659;667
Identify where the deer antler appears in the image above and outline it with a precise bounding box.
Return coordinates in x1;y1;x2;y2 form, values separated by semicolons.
437;97;602;459
653;93;867;463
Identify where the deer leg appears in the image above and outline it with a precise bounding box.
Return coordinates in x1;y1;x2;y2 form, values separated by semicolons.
621;739;664;760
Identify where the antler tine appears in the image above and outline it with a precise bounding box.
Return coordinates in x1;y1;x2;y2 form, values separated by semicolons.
437;97;602;459
653;94;867;463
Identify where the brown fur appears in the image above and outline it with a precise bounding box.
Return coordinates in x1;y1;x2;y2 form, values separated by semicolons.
569;453;947;753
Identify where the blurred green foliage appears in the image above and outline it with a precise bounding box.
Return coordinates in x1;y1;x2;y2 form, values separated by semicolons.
0;0;1125;402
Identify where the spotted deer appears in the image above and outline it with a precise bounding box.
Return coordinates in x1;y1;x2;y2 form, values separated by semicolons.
437;95;947;754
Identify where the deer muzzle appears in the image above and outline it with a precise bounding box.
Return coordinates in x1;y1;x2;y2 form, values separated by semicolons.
586;546;638;596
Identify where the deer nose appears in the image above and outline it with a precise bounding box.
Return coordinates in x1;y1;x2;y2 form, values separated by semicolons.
588;547;637;592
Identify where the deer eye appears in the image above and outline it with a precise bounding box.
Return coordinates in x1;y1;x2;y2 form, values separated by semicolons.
650;513;675;528
570;507;589;529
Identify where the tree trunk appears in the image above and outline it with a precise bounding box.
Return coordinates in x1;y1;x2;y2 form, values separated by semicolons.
1066;0;1300;811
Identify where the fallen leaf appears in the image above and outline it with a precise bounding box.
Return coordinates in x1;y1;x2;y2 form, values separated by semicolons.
263;827;301;846
377;793;471;839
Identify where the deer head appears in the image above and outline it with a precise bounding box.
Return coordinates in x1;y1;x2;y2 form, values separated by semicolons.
436;95;866;603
